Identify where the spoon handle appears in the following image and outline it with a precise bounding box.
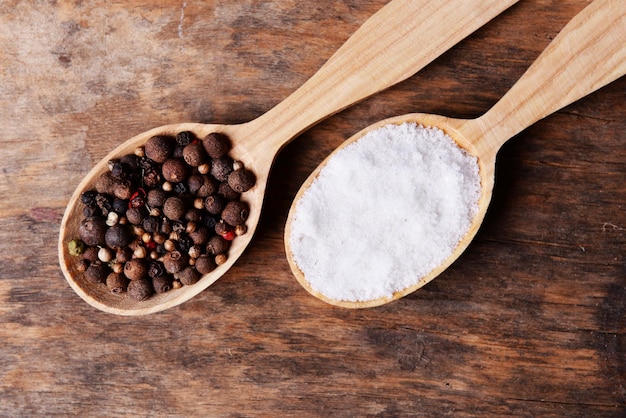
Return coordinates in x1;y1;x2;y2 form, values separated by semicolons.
476;0;626;155
244;0;518;155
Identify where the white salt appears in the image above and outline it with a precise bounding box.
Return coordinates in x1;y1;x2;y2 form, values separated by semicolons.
288;122;481;302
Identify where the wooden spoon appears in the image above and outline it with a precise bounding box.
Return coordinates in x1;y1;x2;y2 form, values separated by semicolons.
285;0;626;308
58;0;519;315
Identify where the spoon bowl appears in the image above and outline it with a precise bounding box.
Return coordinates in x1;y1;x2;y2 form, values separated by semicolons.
59;0;518;315
285;0;626;308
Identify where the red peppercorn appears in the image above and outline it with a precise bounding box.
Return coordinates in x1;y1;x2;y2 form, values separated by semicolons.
222;230;236;241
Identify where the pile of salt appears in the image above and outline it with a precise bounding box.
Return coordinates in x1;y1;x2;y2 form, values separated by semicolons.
288;122;481;302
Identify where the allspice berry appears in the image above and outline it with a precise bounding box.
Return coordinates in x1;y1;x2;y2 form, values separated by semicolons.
221;200;249;226
128;278;154;301
147;188;168;208
182;141;207;167
195;254;217;274
105;224;133;249
126;206;148;225
176;266;201;286
188;226;211;245
218;182;240;201
162;158;189;183
106;272;129;294
163;250;189;274
113;180;133;200
95;172;118;195
84;261;110;284
124;259;148;281
79;218;107;246
82;246;99;262
228;168;255;193
152;275;173;293
210;156;233;182
206;235;230;256
163;196;186;221
202;132;230;158
204;195;225;215
145;135;174;163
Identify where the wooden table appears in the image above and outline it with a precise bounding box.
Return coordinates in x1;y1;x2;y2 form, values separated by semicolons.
1;0;624;415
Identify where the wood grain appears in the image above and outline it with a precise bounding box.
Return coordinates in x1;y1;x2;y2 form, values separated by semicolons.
0;0;624;416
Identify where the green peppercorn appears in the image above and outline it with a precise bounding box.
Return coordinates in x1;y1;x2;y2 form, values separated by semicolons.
68;239;85;256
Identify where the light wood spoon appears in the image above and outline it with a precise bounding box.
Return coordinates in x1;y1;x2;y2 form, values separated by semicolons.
286;0;626;308
58;0;519;315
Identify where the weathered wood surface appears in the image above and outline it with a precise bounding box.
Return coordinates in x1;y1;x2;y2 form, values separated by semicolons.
0;0;624;416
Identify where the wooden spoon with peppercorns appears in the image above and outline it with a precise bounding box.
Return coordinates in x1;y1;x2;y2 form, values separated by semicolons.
286;0;626;308
59;0;519;315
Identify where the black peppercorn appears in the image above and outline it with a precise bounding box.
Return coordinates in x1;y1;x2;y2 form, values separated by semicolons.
145;135;175;163
176;130;195;147
210;156;233;182
106;272;129;293
120;153;140;172
105;224;133;249
81;190;98;207
228;168;256;193
108;159;126;180
79;217;107;246
148;260;166;279
128;278;154;301
143;169;161;188
221;200;249;226
203;132;231;158
142;216;161;233
183;141;207;167
112;198;128;214
152;275;173;293
176;266;201;286
195;254;217;274
124;259;148;281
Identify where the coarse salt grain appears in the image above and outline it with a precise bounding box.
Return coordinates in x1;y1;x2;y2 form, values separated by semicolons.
288;122;481;302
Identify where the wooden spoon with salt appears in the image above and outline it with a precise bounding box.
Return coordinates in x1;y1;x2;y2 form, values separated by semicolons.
59;0;519;315
285;0;626;308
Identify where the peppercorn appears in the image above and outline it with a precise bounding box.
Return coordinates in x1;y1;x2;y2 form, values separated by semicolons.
81;190;98;207
147;188;168;208
143;169;161;188
84;261;110;284
142;216;160;234
221;200;249;226
228;168;255;193
94;172;118;195
83;206;98;218
112;198;128;214
235;224;248;236
106;272;129;294
115;247;132;264
215;254;227;265
120;153;140;172
105;224;133;249
183;141;207;167
163;196;186;221
210;156;233;182
147;260;166;279
108;159;126;180
175;266;201;286
78;217;107;246
126;206;147;225
185;208;203;223
204;194;225;215
128;278;154;301
124;259;148;281
98;247;114;263
152;275;173;293
162;250;188;274
145;135;174;163
195;254;217;274
188;226;211;245
82;246;99;262
218;182;240;201
176;130;195;147
214;220;232;237
206;235;230;256
68;239;85;256
75;259;90;273
162;158;189;183
203;132;230;158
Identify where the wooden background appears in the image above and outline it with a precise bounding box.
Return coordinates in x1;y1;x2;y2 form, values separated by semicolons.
1;0;624;416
